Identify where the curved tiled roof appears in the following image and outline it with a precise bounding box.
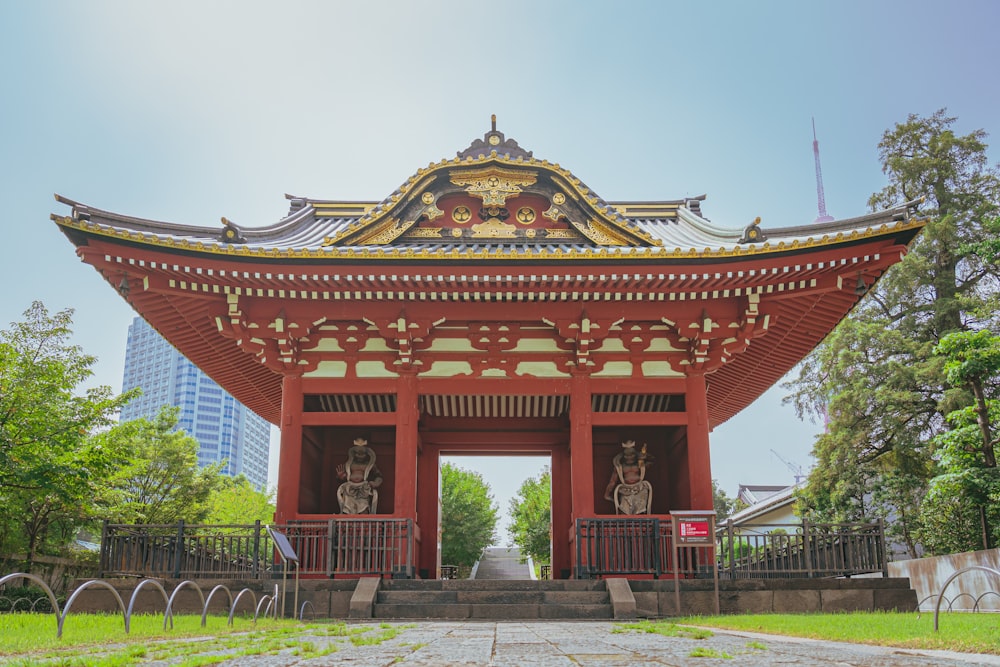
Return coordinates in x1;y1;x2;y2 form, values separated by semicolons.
50;126;927;427
52;190;922;264
53;124;924;262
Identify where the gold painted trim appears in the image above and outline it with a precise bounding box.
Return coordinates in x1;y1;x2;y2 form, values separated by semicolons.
613;203;684;216
571;217;638;247
54;214;927;262
312;202;376;216
321;153;663;249
449;167;539;206
354;217;418;245
470;217;518;238
408;228;444;238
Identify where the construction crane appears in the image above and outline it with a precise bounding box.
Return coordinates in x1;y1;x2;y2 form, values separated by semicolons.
770;449;806;485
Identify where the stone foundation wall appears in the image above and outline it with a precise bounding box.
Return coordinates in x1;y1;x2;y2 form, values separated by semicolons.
630;578;917;617
65;576;917;619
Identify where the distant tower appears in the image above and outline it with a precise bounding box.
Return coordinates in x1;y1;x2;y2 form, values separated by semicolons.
812;118;834;223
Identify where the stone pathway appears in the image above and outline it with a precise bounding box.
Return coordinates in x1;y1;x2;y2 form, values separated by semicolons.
83;620;1000;666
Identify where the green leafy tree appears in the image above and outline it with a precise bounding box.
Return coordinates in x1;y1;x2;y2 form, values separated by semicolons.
204;474;275;525
99;407;224;525
966;216;1000;266
965;216;1000;324
712;479;741;522
508;468;551;564
917;330;1000;553
787;110;1000;556
0;302;133;562
440;462;498;567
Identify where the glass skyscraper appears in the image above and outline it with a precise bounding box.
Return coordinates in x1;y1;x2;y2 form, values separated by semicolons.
121;316;271;489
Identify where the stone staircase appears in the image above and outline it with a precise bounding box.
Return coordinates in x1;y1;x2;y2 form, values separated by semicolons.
367;546;615;619
373;579;613;620
470;546;533;580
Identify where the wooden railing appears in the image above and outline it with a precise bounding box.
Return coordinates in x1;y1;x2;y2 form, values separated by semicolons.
574;518;886;579
99;518;414;580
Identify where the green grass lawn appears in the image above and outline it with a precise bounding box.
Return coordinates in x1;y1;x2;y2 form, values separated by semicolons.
0;614;406;666
672;611;1000;655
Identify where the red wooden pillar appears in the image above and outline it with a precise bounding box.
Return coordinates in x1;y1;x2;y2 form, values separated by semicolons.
569;370;594;519
394;372;419;519
416;446;440;579
274;373;303;524
685;371;714;510
550;444;572;579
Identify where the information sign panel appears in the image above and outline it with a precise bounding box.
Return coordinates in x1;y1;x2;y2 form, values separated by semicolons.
677;518;712;544
267;527;300;562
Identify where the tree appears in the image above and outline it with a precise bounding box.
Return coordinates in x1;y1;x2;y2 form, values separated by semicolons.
0;302;133;562
439;462;498;567
204;474;275;525
917;330;1000;553
787;110;1000;556
966;216;1000;266
99;407;224;525
508;468;551;564
712;479;741;522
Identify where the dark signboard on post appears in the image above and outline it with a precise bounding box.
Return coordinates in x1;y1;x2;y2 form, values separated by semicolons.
677;517;712;544
268;528;299;563
669;510;719;615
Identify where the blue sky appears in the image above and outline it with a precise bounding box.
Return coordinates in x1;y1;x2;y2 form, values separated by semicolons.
2;1;997;537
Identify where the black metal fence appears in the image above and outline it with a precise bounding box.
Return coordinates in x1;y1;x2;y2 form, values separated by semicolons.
99;518;882;581
100;521;267;579
327;518;414;578
719;520;887;579
99;518;414;580
576;518;664;578
575;518;886;579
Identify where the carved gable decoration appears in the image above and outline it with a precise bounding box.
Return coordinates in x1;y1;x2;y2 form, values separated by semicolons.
323;125;660;250
450;167;537;207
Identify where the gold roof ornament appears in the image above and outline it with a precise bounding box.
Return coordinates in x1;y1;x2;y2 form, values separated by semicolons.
449;167;538;207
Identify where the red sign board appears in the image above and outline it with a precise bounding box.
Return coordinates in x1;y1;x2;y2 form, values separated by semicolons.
677;519;712;544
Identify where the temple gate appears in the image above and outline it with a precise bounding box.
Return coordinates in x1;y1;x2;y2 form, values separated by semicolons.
52;120;925;578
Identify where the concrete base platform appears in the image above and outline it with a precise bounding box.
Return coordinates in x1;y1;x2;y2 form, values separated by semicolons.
66;576;917;620
630;577;917;617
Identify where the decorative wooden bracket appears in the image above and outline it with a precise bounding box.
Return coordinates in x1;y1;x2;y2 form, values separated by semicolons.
544;313;624;369
662;295;771;373
364;312;444;370
212;296;321;374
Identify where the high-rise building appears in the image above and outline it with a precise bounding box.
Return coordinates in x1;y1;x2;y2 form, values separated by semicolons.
121;316;271;489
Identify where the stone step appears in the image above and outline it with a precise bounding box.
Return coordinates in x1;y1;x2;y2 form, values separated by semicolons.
381;579;604;592
377;590;460;604
376;590;610;605
374;603;475;619
372;603;612;620
372;578;614;620
371;578;616;620
538;603;613;620
542;591;609;605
